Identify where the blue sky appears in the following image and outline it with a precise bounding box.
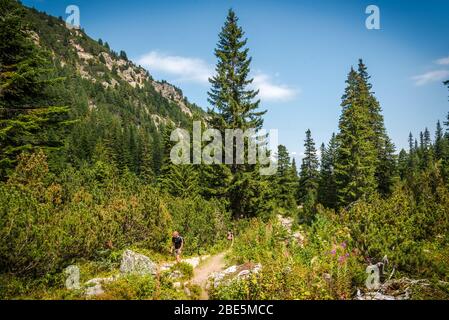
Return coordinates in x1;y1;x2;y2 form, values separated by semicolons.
23;0;449;160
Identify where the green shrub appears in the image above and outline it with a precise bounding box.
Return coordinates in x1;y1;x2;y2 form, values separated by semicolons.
0;152;229;277
168;262;193;281
100;275;155;300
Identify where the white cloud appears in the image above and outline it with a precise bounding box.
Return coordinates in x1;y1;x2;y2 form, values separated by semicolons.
252;73;298;102
138;51;298;102
435;56;449;65
412;70;449;86
138;51;212;84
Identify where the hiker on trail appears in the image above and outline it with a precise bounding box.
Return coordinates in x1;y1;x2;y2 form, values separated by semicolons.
171;231;184;263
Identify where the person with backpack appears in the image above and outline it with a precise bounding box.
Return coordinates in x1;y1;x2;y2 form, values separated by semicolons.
171;231;184;263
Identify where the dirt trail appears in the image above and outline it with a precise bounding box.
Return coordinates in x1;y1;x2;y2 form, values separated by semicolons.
190;251;227;300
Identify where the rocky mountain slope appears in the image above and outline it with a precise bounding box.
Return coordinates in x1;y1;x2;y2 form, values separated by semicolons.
20;5;204;172
27;6;200;122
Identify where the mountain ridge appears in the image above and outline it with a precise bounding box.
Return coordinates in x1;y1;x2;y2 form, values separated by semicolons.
24;5;203;127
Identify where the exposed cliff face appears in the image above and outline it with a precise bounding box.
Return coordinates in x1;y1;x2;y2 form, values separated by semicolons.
152;81;193;117
26;8;201;126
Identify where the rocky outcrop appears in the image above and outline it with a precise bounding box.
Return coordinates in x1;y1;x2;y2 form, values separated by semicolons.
83;250;157;296
64;265;80;290
85;276;118;296
355;278;442;300
119;249;158;275
277;214;305;247
183;255;210;269
152;81;193;117
209;262;262;289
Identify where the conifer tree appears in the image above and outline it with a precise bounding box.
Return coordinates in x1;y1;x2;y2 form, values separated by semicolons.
299;129;319;203
422;127;434;169
335;67;377;207
275;145;297;208
0;0;71;178
158;124;200;198
397;149;408;179
318;133;338;208
207;9;268;218
137;131;154;183
376;136;397;196
357;60;396;196
435;120;445;160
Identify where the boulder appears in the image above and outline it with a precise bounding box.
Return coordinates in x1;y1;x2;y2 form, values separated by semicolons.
209;263;262;288
85;276;116;296
168;270;184;280
277;214;294;231
355;278;432;300
183;257;201;268
160;262;175;272
119;250;157;275
64;265;80;290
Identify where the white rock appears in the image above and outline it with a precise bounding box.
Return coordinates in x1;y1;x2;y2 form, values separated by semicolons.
224;265;237;274
84;276;115;296
64;265;80;290
160;262;174;272
119;250;157;275
237;270;250;278
183;257;201;269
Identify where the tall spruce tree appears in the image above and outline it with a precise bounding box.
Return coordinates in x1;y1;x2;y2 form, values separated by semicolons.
275;145;297;208
422;127;434;169
357;60;396;196
435;120;445;160
335;67;377;207
299;129;319;202
0;0;71;178
207;9;268;218
397;149;408;179
158;124;200;198
406;132;419;179
318;133;338;208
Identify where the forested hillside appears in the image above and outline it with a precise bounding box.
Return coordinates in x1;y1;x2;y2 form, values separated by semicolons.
1;0;449;300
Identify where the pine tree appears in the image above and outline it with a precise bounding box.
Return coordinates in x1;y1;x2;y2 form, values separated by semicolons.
318;133;338;208
0;0;71;178
207;9;266;133
275;145;297;208
335;67;377;207
408;132;414;153
357;59;396;196
435;120;445;160
207;9;268;218
397;149;408;179
158;124;200;198
422;127;434;169
291;157;299;180
376;136;397;196
137;130;154;183
299;129;319;203
119;50;128;61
